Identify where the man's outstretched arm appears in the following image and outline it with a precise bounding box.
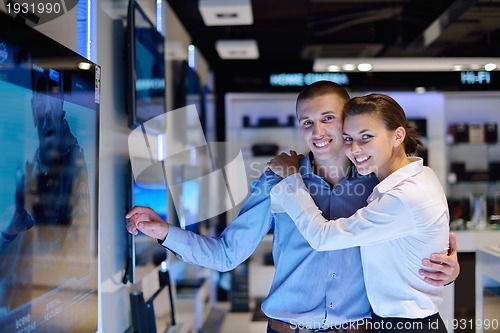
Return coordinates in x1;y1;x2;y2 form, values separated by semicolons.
125;172;275;272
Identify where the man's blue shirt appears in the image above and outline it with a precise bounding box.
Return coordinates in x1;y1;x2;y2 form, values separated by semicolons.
163;153;379;328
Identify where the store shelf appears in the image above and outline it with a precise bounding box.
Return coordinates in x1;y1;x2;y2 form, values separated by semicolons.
446;128;500;201
448;142;499;146
454;230;500;252
475;248;500;333
175;274;213;331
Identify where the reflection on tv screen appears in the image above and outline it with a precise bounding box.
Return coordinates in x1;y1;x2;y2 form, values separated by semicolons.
132;183;168;221
132;182;168;268
0;11;99;332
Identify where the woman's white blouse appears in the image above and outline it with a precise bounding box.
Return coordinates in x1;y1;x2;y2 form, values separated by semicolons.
270;158;449;318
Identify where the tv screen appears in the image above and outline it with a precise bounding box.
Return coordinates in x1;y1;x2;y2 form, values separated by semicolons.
124;163;169;284
0;10;99;333
127;0;166;129
132;180;168;266
133;182;168;221
173;61;203;129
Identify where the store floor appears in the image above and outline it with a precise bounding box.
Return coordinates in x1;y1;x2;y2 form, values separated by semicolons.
201;294;500;333
201;301;267;333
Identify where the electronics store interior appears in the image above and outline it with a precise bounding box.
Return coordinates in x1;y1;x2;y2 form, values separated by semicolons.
1;1;500;333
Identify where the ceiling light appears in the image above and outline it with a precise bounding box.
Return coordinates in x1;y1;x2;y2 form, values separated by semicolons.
485;63;497;71
313;58;500;72
342;64;356;71
357;63;372;72
328;65;340;72
198;0;253;26
78;62;92;70
415;87;426;94
215;40;259;59
188;44;196;68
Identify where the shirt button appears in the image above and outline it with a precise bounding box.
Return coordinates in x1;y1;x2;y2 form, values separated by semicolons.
331;273;336;279
329;302;333;308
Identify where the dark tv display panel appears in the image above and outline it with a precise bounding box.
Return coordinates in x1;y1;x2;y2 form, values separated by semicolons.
173;60;203;127
0;11;99;332
127;0;166;129
126;179;168;284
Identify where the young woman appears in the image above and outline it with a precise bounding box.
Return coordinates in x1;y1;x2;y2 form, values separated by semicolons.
267;93;449;333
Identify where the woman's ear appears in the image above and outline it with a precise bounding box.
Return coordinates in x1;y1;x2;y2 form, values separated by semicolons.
393;126;406;147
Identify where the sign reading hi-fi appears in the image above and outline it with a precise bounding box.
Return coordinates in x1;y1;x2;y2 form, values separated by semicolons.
460;71;491;85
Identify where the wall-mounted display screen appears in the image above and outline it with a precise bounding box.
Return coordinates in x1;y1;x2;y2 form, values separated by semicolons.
131;181;168;266
173;60;203;127
0;10;99;332
124;160;169;284
127;0;166;129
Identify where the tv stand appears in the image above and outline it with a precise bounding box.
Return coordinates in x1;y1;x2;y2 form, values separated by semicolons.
175;273;213;332
130;269;176;333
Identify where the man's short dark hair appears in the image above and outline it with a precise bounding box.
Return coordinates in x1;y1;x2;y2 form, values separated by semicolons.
296;80;350;112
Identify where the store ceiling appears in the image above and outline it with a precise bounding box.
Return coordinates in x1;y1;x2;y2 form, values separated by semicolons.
167;0;500;74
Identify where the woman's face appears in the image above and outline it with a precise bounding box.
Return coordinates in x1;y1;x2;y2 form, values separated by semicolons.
342;113;400;180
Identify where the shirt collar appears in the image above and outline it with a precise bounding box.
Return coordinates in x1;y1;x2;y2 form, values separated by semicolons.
370;157;423;199
300;152;363;182
299;152;316;177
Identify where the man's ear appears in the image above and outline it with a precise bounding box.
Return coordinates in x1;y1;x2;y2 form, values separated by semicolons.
393;126;406;147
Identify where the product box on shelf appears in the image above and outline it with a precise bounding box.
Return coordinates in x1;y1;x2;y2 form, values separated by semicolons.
449;123;469;143
469;123;485;143
489;162;500;181
485;122;498;143
449;122;498;144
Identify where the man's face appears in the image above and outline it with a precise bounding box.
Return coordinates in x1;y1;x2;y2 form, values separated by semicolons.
297;94;345;162
32;91;64;164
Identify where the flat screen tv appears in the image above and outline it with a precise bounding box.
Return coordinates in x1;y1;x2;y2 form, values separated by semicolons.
173;60;203;130
126;0;166;129
124;172;169;284
0;10;99;333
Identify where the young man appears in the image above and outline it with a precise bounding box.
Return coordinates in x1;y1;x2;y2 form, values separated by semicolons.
126;81;459;333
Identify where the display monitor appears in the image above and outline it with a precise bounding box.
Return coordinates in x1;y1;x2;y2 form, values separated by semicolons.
124;163;169;284
126;0;166;129
173;60;203;129
133;182;168;221
0;10;99;332
132;180;169;264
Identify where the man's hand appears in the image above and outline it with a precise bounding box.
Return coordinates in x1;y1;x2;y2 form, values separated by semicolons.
126;206;169;241
420;232;460;286
267;150;304;178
